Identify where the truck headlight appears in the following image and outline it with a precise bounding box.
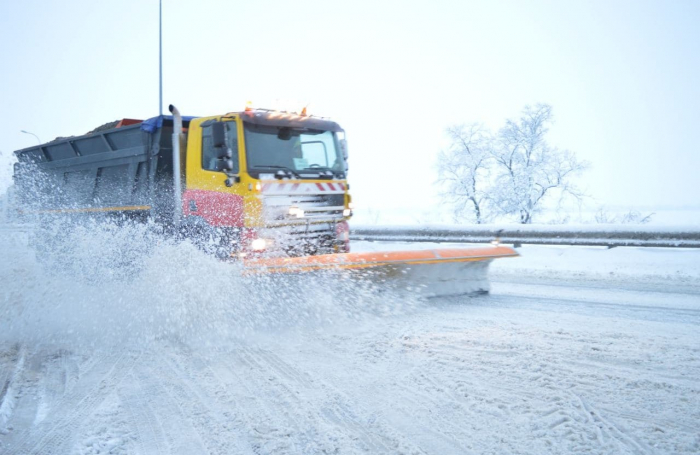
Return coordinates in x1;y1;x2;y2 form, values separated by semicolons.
289;206;305;218
251;238;268;251
343;209;352;217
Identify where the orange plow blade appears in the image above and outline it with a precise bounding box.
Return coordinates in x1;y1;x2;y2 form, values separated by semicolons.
243;246;519;298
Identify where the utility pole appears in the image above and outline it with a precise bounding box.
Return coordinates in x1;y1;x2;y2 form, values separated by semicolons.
159;0;163;116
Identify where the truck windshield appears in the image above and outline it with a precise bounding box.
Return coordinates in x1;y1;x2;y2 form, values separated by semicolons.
244;124;345;179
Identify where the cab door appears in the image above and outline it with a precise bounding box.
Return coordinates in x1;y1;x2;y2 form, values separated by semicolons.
182;118;245;227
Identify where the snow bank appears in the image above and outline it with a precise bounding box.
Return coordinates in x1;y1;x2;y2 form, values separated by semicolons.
490;244;700;288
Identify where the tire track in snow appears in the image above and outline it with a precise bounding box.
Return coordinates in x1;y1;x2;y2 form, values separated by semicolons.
411;302;699;453
158;345;253;455
533;391;655;455
522;333;700;451
117;372;167;455
393;343;546;455
203;346;317;454
234;347;331;453
563;357;700;390
122;355;207;454
5;350;140;455
198;344;337;454
233;345;422;454
351;324;531;453
0;348;18;409
601;407;699;434
574;394;654;455
454;326;667;454
254;348;410;454
392;323;640;453
2;349;49;444
0;345;26;434
31;350;77;426
384;378;478;454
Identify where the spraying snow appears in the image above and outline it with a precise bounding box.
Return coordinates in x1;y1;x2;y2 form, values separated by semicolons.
1;221;419;350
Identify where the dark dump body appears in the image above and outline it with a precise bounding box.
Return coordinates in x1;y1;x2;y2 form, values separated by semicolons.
13;116;191;222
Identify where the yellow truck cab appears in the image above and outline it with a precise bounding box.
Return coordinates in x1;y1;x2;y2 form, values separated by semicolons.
12;106;352;257
182;108;352;256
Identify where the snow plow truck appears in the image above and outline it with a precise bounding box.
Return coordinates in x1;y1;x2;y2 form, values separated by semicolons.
11;104;517;296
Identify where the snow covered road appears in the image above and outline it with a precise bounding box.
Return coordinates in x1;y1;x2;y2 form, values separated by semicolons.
1;234;699;454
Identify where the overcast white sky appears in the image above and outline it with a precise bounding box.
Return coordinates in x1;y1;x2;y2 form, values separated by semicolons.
1;0;698;219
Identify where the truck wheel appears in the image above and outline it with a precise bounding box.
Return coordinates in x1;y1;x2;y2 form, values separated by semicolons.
178;217;218;254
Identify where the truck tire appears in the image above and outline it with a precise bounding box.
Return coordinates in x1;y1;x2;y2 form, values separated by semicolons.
178;216;220;255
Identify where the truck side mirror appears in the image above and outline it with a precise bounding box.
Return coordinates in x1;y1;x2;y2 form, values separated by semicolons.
212;122;226;148
218;148;232;159
340;138;348;159
216;159;234;172
225;176;240;187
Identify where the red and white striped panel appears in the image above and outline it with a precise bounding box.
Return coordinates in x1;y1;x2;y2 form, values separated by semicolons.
260;182;347;195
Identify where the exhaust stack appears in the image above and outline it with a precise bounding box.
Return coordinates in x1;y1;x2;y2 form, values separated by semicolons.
169;104;184;227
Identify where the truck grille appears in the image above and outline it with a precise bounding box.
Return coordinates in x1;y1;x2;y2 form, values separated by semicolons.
262;193;345;226
259;188;346;255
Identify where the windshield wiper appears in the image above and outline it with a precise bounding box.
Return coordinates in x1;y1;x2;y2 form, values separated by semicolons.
302;166;343;179
252;165;301;179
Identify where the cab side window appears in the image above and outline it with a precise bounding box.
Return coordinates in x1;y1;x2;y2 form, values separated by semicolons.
201;121;239;173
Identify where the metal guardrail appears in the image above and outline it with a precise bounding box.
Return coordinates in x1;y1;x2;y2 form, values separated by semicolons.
2;219;698;248
350;225;700;248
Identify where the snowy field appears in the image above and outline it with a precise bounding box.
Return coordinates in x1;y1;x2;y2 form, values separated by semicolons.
1;226;699;454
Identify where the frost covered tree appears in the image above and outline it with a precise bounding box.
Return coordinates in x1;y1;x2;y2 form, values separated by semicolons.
491;104;588;223
436;124;494;223
437;104;588;224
